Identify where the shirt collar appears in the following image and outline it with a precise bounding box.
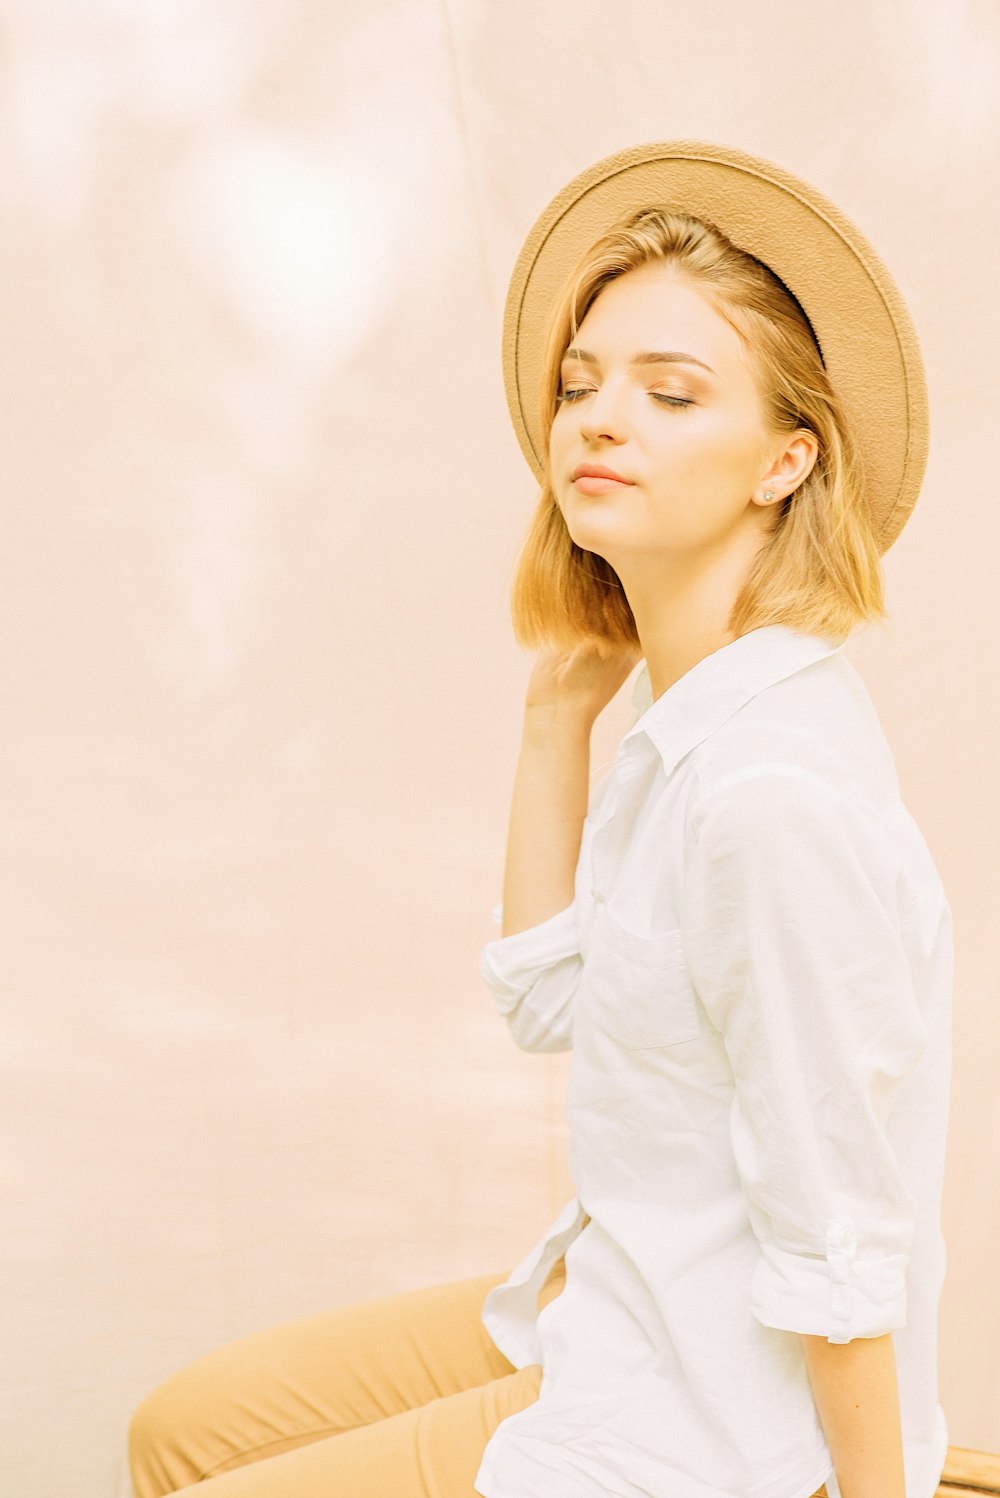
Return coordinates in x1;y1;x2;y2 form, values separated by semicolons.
622;623;849;778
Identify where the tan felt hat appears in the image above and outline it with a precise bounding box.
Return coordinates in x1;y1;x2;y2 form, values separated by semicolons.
501;139;929;554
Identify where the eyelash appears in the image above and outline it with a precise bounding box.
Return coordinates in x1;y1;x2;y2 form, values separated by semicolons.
556;387;693;409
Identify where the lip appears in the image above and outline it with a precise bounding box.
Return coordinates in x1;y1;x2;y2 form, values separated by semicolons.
572;463;633;484
573;474;633;494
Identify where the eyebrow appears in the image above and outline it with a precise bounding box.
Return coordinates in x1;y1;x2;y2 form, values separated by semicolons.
561;347;717;377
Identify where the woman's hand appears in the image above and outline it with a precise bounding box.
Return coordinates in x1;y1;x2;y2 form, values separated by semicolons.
524;640;643;725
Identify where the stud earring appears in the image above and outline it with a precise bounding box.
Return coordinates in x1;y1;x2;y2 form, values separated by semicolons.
763;489;776;501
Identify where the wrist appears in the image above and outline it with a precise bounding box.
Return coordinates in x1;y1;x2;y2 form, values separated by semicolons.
521;702;594;749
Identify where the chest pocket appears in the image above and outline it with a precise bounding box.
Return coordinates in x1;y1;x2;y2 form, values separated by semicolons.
585;904;701;1050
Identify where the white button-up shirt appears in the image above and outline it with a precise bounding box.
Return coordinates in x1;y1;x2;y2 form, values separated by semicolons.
474;624;952;1498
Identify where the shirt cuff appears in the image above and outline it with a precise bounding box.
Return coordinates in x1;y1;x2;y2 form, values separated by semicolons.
750;1219;909;1343
480;901;580;1015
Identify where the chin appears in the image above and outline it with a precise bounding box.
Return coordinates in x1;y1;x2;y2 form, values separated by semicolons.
567;508;624;540
572;535;616;566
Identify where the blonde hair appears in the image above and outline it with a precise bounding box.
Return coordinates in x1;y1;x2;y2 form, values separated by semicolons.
509;208;886;656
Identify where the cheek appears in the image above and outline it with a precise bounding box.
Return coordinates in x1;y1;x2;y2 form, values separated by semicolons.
548;421;563;457
667;420;761;499
547;418;571;477
648;444;759;543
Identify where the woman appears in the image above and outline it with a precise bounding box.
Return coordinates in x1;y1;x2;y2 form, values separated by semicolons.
128;141;951;1498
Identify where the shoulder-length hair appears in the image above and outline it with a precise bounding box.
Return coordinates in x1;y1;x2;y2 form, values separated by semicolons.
509;208;886;656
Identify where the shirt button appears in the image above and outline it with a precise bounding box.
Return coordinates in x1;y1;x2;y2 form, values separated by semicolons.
827;1220;857;1255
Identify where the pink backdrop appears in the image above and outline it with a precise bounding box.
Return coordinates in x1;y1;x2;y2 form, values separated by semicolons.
0;3;997;1493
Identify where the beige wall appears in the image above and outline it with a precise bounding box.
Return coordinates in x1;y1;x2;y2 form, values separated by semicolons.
1;3;997;1493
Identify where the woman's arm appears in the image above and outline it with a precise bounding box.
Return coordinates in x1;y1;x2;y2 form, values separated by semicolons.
800;1331;906;1498
500;705;592;937
500;643;639;938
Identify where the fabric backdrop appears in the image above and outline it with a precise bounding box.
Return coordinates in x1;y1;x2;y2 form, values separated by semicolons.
0;2;996;1493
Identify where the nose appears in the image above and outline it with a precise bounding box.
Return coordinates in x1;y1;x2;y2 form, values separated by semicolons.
576;377;630;445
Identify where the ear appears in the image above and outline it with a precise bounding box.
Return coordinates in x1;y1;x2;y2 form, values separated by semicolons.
751;429;819;509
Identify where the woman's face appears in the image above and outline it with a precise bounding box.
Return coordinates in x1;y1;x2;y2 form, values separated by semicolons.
549;263;792;570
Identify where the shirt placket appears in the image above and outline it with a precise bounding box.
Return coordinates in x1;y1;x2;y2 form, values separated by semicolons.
825;1217;858;1341
588;740;657;911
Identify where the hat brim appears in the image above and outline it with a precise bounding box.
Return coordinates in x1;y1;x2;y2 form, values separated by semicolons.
501;139;929;555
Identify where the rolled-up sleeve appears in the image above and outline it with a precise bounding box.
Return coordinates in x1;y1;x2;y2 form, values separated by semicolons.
479;899;583;1053
679;768;929;1343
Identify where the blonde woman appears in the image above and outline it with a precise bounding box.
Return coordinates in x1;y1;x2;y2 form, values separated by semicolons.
128;141;950;1498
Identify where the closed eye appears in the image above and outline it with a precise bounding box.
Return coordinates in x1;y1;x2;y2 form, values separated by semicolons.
557;387;693;409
